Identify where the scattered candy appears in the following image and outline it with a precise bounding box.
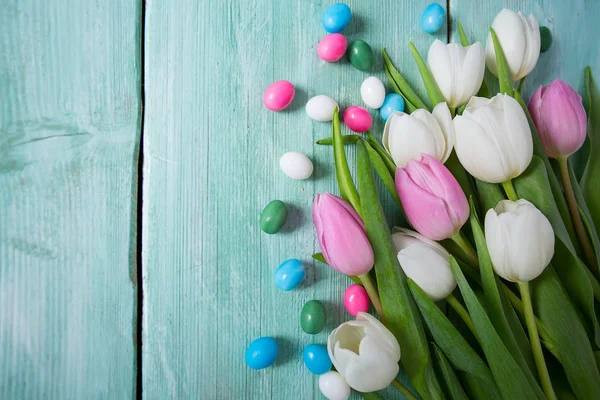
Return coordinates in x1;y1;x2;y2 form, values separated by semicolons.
421;3;445;34
301;300;326;334
274;259;305;291
343;106;372;132
263;80;295;111
344;284;370;316
280;152;313;180
318;33;348;62
347;40;375;71
379;93;405;121
322;3;352;33
319;371;352;400
260;200;288;234
360;76;386;109
245;337;279;370
303;344;332;375
306;95;339;121
540;26;552;53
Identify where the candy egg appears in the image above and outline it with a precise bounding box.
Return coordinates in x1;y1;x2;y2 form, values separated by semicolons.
360;76;386;109
422;3;446;34
300;300;326;334
303;344;332;375
322;3;352;33
344;284;370;316
306;95;338;122
319;371;351;400
274;259;305;291
317;33;348;62
343;106;372;132
263;80;295;111
259;200;288;234
280;152;313;180
380;93;405;121
245;337;279;370
348;40;375;71
540;26;552;53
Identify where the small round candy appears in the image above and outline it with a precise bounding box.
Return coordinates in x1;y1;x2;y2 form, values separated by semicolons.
306;95;338;122
380;93;405;121
280;152;313;180
344;284;370;316
263;80;295;111
245;337;278;370
301;300;326;334
317;33;348;62
347;40;375;71
540;26;552;53
259;200;288;234
343;106;372;132
361;76;386;109
319;371;351;400
422;3;445;34
303;344;332;375
322;3;352;33
274;259;305;291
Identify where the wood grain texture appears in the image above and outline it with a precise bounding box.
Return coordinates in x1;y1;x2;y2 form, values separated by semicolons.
0;1;141;399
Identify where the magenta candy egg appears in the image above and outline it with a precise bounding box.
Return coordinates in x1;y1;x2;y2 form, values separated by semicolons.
343;106;372;132
317;33;348;62
344;284;370;316
263;80;295;111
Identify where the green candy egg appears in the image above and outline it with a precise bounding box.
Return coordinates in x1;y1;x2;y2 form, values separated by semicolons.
259;200;288;234
348;40;375;71
300;300;326;334
540;26;552;53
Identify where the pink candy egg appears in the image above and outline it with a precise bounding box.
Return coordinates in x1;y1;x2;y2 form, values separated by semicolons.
263;80;295;111
344;284;370;316
343;106;373;132
317;33;348;62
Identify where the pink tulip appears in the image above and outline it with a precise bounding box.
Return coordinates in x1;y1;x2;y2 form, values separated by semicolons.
313;193;374;276
528;80;587;159
396;154;469;241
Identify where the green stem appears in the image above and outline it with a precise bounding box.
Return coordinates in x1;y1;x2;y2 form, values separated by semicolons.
332;107;362;214
502;179;519;201
517;76;526;94
446;293;476;336
503;285;553;346
451;231;479;268
391;378;419;400
359;273;385;324
518;282;557;400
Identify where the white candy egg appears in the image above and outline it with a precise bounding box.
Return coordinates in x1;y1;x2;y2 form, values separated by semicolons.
361;76;386;109
305;95;338;121
279;152;313;180
319;371;351;400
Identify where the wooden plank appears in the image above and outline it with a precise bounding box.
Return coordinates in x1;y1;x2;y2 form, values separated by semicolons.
0;1;141;399
142;0;444;398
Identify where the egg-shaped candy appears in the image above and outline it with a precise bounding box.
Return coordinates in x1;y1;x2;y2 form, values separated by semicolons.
318;33;348;62
540;26;552;53
379;93;405;121
263;80;295;111
422;3;445;34
245;337;279;370
319;371;351;400
343;106;372;132
360;76;386;109
344;284;370;316
347;40;375;71
274;259;305;291
259;200;288;234
303;344;332;375
280;152;313;180
322;3;352;33
301;300;326;334
306;95;338;122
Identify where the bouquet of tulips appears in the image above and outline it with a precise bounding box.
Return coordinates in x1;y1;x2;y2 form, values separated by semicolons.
313;8;600;400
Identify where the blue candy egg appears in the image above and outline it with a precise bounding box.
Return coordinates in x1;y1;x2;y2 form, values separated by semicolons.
245;337;279;370
303;344;332;375
322;3;352;33
380;93;405;121
274;259;305;291
422;3;445;34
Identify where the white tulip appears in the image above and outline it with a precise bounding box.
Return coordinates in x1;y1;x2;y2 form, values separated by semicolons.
319;371;351;400
453;94;533;183
486;9;541;81
485;199;555;282
392;228;456;301
427;40;486;109
327;312;401;392
382;102;454;168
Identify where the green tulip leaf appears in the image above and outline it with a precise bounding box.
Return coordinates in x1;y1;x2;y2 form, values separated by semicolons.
581;67;600;232
382;48;427;111
332;107;361;214
489;28;513;94
366;131;396;176
361;139;403;212
408;42;446;108
432;344;469;400
474;180;505;213
359;392;385;400
316;135;360;145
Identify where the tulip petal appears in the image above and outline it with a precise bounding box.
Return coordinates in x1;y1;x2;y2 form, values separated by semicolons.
431;102;455;162
357;312;401;360
385;112;439;167
411;109;448;162
392;228;450;259
500;94;533;177
428;40;453;106
343;351;400;392
332;344;359;377
515;13;540;80
457;42;485;106
326;193;366;231
486;9;527;80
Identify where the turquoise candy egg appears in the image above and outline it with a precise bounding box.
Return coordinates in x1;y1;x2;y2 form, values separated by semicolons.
380;93;405;121
322;3;352;33
274;259;305;291
422;3;445;34
245;337;279;370
303;344;332;375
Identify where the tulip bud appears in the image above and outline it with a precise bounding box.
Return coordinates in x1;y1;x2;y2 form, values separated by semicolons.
396;154;469;241
327;312;401;392
485;9;541;81
528;80;587;159
454;94;533;183
313;193;374;276
383;102;454;168
392;228;456;301
427;40;486;109
485;199;555;282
